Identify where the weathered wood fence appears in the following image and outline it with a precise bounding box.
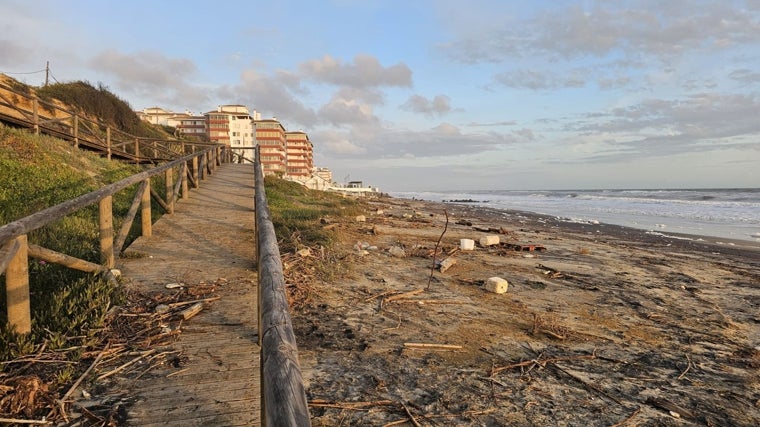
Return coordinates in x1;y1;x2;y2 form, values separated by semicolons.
0;80;216;162
0;145;230;333
254;147;312;426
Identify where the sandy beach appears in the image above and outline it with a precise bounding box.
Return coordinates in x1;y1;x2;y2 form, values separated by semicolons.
290;196;760;426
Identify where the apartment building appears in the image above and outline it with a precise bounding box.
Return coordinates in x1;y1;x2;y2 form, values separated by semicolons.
254;118;287;175
284;131;313;180
176;115;207;139
205;105;256;161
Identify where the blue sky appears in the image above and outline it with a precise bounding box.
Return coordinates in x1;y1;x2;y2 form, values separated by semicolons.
1;0;759;191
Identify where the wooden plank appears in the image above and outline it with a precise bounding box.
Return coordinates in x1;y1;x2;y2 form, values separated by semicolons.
27;244;107;274
115;164;260;426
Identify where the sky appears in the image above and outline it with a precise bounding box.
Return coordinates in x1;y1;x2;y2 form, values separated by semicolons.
1;0;759;191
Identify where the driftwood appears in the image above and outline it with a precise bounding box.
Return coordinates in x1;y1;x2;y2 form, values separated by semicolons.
0;418;50;425
392;299;467;305
178;302;204;320
644;396;696;420
167;296;220;308
403;343;463;350
96;350;156;381
384;289;424;303
47;345;108;420
427;209;448;289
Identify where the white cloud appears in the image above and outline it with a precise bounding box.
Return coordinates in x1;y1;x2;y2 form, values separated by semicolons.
299;54;412;88
400;94;452;116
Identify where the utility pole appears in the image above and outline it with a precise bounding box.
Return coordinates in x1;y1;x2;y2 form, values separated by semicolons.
44;61;49;86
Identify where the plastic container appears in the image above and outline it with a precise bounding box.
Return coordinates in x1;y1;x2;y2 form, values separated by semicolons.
460;239;475;250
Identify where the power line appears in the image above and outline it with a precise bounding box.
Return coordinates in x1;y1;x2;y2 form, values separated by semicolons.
0;68;46;75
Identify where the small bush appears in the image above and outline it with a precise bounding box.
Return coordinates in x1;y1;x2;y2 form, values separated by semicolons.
264;176;362;252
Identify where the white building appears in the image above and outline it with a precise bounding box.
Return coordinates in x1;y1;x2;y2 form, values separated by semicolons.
205;105;256;161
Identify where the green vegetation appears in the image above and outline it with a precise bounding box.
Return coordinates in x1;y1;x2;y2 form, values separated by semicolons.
0;123;149;363
264;176;363;253
36;80;169;138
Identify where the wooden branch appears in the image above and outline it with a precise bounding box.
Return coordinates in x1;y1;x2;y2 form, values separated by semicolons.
96;349;156;381
677;354;692;380
427;209;448;290
166;296;220;308
308;399;395;410
391;299;466;305
404;342;462;350
493;355;599;374
610;407;641;427
0;418;50;425
47;345;108;420
644;396;696;420
402;402;422;427
384;289;424;303
365;290;399;302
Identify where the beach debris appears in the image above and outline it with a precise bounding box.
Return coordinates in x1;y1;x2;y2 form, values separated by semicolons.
427;209;449;289
154;304;171;314
460;239;475;250
375;209;384;215
165;283;184;289
437;257;457;273
456;219;473;226
296;248;312;257
504;243;546;252
388;246;406;258
644;396;696;420
479;235;501;247
403;342;463;351
178;302;204;320
355;215;366;222
536;264;563;278
484;277;509;294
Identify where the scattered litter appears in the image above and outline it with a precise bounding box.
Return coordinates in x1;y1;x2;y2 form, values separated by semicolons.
484;277;509;294
460;239;475;250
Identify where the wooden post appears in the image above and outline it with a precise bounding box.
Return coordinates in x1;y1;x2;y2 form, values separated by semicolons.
165;168;174;214
6;235;31;334
32;98;39;135
200;153;206;180
106;126;112;160
73;114;79;148
141;179;152;237
181;162;189;200
99;196;114;269
191;157;199;188
135;138;140;159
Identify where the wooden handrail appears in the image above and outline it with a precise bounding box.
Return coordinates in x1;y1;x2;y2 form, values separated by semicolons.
1;146;233;333
0;80;212;162
254;147;311;426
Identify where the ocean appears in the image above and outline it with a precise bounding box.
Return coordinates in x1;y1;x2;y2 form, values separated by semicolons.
390;188;760;243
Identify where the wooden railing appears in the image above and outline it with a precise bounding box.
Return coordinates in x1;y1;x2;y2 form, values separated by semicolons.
254;147;311;426
0;145;230;333
0;80;216;162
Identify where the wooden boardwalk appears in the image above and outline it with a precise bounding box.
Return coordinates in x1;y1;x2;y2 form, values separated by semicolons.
116;164;261;426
